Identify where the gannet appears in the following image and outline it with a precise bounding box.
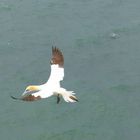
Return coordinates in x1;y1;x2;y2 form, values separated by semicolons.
11;47;78;103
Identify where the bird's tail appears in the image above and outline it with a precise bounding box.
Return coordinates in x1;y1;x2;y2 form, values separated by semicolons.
57;88;78;103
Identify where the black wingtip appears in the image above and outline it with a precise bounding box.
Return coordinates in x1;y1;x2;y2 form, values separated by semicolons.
11;95;20;100
52;46;57;51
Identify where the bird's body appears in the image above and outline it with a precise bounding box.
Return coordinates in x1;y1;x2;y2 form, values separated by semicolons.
11;47;78;103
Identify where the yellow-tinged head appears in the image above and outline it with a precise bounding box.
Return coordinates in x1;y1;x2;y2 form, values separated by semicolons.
25;85;40;91
22;85;40;96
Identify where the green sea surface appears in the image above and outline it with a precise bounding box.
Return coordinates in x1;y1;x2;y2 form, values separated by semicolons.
0;0;140;139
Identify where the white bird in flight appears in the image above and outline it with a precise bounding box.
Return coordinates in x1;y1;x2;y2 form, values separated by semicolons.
11;47;78;103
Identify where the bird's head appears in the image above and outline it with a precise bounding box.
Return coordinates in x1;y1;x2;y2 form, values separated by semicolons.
22;85;40;95
25;85;40;92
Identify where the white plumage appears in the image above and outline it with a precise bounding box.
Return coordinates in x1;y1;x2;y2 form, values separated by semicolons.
11;47;78;103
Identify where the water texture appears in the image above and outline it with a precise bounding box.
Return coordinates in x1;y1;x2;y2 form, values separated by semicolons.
0;0;140;139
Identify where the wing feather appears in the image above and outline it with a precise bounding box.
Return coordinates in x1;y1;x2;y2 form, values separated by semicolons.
50;47;64;67
47;47;64;85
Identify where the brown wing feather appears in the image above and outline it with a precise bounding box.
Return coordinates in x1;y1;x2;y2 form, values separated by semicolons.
22;95;41;101
11;95;41;102
50;47;64;67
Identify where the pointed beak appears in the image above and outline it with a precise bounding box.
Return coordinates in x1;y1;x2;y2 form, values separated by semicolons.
22;89;40;96
22;90;29;96
22;90;27;95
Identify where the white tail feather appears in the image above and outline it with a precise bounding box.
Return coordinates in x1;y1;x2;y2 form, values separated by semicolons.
55;88;78;103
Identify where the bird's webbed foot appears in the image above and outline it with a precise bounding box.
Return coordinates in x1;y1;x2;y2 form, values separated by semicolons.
57;94;61;104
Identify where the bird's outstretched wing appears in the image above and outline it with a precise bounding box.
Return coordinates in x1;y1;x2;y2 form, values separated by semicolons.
47;47;64;85
50;46;64;67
